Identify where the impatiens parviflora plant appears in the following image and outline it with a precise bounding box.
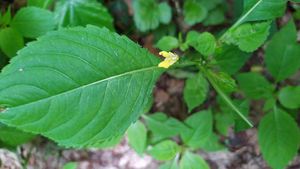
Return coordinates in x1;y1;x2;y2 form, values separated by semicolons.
0;0;300;169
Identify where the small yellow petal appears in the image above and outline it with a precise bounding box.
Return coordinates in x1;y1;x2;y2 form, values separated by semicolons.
159;51;170;58
158;51;179;69
158;60;171;68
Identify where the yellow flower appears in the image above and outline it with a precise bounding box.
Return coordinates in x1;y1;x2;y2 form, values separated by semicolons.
158;51;179;68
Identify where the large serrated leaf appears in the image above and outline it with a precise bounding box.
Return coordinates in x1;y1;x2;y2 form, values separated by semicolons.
0;26;163;148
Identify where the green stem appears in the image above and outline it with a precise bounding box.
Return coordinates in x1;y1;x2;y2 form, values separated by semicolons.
200;66;253;127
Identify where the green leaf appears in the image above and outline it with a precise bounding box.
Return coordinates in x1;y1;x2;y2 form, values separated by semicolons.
156;36;179;51
199;0;223;10
28;0;53;9
203;69;253;127
179;151;210;169
127;121;147;155
215;111;234;135
183;0;207;26
0;123;35;147
223;21;271;52
241;0;286;23
203;7;225;26
0;52;8;69
180;110;213;148
185;31;200;46
265;20;300;81
190;32;216;57
200;132;225;151
258;108;300;169
158;2;172;24
221;0;286;41
263;98;276;112
148;140;180;161
218;98;250;132
236;72;274;99
144;113;186;142
0;26;162;148
232;101;250;132
11;7;56;38
54;0;114;30
0;27;24;58
159;156;179;169
63;162;78;169
95;135;123;149
278;86;300;109
133;0;160;32
0;6;11;26
183;73;209;112
209;71;236;93
215;45;250;75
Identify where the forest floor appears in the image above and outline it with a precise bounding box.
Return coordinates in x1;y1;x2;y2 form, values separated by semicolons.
1;128;300;169
1;74;300;169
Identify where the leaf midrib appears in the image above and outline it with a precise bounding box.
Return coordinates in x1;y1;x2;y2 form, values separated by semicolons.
1;66;159;112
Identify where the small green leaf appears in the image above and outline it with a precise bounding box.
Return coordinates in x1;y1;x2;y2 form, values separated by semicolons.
54;0;114;30
191;32;216;57
236;72;274;99
0;123;35;147
133;0;160;32
1;6;11;26
183;73;209;112
215;111;234;136
159;155;179;169
179;151;210;169
183;0;207;26
200;132;225;152
209;71;237;93
144;113;186;141
180;110;213;148
223;21;271;52
28;0;53;9
156;36;179;51
215;45;250;75
158;2;172;24
199;0;222;10
148;140;180;161
0;27;24;58
258;108;300;169
203;7;225;26
0;26;162;148
63;162;78;169
127;121;147;155
11;7;56;38
185;31;200;46
265;20;300;81
278;86;300;109
263;98;276;112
